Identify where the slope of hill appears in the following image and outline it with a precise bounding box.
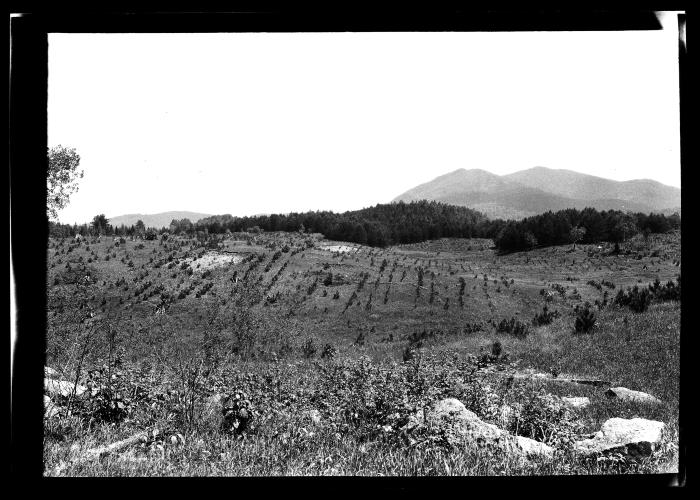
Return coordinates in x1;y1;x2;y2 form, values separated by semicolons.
108;211;212;229
393;167;680;220
504;167;681;211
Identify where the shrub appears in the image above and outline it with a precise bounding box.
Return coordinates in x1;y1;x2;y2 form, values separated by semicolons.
506;388;579;448
320;343;337;360
532;305;560;327
491;340;503;357
574;303;596;333
496;318;530;339
221;391;257;435
311;353;482;442
614;285;651;313
301;337;318;358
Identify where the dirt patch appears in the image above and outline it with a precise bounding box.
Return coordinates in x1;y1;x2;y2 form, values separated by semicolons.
321;244;359;254
188;252;244;271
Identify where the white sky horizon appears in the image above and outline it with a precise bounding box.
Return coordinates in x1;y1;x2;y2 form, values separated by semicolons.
49;13;682;225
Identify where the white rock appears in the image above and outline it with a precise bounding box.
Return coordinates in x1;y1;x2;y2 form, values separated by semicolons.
516;435;555;460
605;387;662;405
44;378;87;398
423;398;554;461
44;366;60;379
574;417;666;457
562;396;590;409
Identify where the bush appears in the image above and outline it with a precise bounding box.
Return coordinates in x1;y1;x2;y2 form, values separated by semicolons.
614;285;651;313
221;391;257;435
532;305;559;327
320;343;337;360
506;388;579;448
574;303;596;333
311;353;482;441
301;337;318;358
496;318;530;339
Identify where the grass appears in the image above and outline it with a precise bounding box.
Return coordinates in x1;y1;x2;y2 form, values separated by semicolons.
43;231;681;476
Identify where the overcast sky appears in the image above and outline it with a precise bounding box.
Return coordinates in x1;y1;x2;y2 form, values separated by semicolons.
48;14;682;225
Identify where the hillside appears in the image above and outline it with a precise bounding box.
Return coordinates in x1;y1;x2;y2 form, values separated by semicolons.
393;167;680;220
107;211;212;229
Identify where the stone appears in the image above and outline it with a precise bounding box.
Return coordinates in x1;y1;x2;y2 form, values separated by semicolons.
562;396;590;409
574;417;666;457
44;378;87;398
516;436;555;460
45;366;60;379
605;387;662;405
422;398;554;461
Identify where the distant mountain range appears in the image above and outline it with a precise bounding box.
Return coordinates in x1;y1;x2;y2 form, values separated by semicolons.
107;211;212;229
392;167;680;220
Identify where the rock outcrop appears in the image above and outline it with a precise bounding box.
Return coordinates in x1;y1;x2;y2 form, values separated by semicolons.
413;398;554;461
605;387;662;405
562;396;590;409
574;417;666;457
44;378;87;398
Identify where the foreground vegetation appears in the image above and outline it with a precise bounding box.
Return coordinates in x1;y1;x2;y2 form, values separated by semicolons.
44;230;680;476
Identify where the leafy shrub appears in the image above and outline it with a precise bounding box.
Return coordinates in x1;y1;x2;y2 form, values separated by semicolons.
221;391;257;435
312;353;481;442
506;388;579;448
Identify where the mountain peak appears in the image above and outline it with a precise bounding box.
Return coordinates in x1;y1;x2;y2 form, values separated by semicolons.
393;167;680;220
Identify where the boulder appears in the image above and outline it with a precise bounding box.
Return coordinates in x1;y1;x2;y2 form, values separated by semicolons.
605;387;662;405
421;398;554;461
44;378;87;398
562;396;590;409
574;417;666;457
516;435;555;460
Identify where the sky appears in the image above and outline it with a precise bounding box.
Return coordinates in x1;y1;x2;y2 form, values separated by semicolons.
48;13;682;225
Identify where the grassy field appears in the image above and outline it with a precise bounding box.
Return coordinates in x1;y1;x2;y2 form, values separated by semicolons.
43;230;681;476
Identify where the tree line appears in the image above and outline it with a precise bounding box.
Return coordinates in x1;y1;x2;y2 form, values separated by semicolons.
49;202;680;253
49;216;162;240
175;201;491;247
492;208;680;253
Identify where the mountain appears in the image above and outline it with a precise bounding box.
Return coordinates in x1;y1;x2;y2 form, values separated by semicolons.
504;167;681;211
107;211;212;229
392;167;680;220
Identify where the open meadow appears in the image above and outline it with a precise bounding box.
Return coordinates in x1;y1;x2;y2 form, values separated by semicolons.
43;230;681;476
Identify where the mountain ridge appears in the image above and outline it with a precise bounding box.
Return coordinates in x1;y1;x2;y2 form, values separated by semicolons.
107;211;212;229
393;167;680;220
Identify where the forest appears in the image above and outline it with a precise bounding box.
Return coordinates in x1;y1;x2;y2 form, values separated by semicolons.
49;201;681;253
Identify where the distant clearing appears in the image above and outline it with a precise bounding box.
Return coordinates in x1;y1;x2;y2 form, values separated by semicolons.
321;244;359;254
187;252;243;271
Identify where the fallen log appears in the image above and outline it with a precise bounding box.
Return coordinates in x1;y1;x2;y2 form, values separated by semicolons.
82;430;150;460
53;429;150;475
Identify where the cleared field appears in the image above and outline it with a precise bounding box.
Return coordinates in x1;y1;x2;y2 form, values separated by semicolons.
43;230;681;476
